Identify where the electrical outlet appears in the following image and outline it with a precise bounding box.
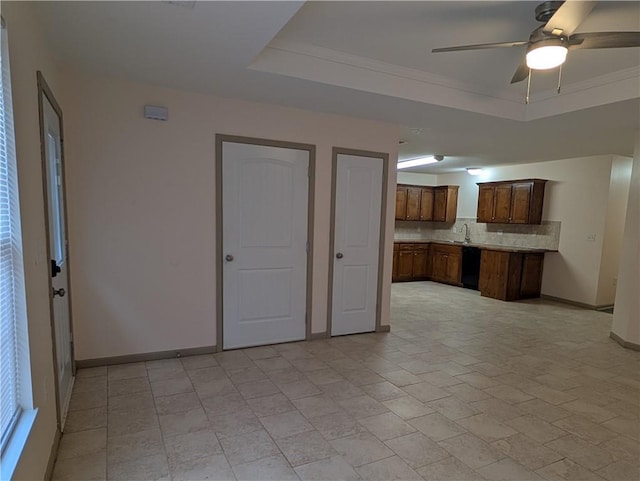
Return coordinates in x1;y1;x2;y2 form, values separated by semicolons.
586;233;596;241
497;230;503;236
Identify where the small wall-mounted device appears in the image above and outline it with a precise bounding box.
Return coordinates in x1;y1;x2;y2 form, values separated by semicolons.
144;105;168;121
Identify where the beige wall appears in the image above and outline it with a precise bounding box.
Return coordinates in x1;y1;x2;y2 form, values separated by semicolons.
3;2;60;479
60;71;400;361
397;172;438;186
437;155;616;306
611;132;640;346
596;156;633;306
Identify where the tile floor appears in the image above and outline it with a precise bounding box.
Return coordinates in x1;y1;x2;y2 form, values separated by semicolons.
52;281;640;481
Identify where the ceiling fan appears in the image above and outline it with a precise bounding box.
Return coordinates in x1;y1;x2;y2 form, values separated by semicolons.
432;0;640;99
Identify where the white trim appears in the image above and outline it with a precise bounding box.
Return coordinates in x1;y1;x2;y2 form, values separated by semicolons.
0;409;37;481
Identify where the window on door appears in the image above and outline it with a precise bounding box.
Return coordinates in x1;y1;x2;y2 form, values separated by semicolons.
0;18;36;480
46;132;65;265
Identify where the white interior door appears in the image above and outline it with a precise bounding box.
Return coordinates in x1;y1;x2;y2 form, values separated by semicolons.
42;92;74;428
222;142;309;349
331;153;384;336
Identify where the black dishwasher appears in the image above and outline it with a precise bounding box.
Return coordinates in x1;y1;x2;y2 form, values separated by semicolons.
461;246;481;290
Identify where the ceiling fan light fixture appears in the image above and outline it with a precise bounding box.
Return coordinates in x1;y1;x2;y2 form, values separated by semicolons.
526;40;568;70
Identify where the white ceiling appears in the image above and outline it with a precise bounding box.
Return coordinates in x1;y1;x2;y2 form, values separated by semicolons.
34;1;640;173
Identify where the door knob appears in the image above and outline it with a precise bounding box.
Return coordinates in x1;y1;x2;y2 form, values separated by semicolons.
225;254;234;262
336;252;344;259
53;287;66;297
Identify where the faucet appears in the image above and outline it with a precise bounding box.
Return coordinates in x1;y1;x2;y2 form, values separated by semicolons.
462;223;471;244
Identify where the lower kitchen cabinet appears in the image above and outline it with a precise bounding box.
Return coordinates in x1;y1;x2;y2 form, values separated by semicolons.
396;244;415;281
392;242;545;299
479;249;544;301
392;243;430;282
413;244;430;279
429;243;462;286
520;253;545;298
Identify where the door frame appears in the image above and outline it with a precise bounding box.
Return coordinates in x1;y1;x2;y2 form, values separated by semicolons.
215;134;316;351
37;71;76;429
327;147;390;336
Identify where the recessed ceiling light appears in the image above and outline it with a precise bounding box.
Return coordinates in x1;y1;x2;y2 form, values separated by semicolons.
466;168;483;175
397;156;440;169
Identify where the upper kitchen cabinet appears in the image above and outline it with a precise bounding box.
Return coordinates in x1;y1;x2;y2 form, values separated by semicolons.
396;184;421;220
476;179;547;225
405;186;422;220
419;186;434;221
395;186;407;220
433;186;459;222
396;184;458;222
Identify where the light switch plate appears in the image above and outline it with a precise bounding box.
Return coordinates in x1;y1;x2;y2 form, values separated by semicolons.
586;233;596;241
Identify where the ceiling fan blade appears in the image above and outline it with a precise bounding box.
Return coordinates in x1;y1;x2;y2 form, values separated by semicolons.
543;0;596;36
569;31;640;49
432;41;528;53
510;59;530;84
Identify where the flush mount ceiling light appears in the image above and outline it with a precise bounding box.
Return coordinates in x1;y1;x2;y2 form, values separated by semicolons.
526;39;568;70
466;168;483;176
397;155;443;170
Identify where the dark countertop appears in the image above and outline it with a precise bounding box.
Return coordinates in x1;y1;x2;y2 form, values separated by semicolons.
394;239;555;253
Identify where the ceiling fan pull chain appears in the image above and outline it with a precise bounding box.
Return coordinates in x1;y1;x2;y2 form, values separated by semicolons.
525;69;532;104
557;63;563;94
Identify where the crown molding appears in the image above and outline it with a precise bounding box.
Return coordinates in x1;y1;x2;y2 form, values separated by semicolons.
251;40;639;123
250;40;526;120
526;66;640;120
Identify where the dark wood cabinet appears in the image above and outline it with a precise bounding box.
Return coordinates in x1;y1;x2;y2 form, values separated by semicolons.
393;242;545;298
395;186;407;220
477;185;495;223
396;184;457;222
494;184;513;223
392;243;430;282
419;187;434;221
520;253;544;298
433;186;459;223
479;249;545;301
413;243;430;279
405;187;422;220
476;179;546;224
429;243;462;285
396;245;415;281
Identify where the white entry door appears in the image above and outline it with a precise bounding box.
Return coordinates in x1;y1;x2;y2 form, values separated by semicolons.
41;84;74;429
222;142;309;349
331;153;384;336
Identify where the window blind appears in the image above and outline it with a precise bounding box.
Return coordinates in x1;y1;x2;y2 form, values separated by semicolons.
0;19;28;453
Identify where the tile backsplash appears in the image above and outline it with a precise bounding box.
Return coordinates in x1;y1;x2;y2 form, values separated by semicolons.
395;217;561;250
